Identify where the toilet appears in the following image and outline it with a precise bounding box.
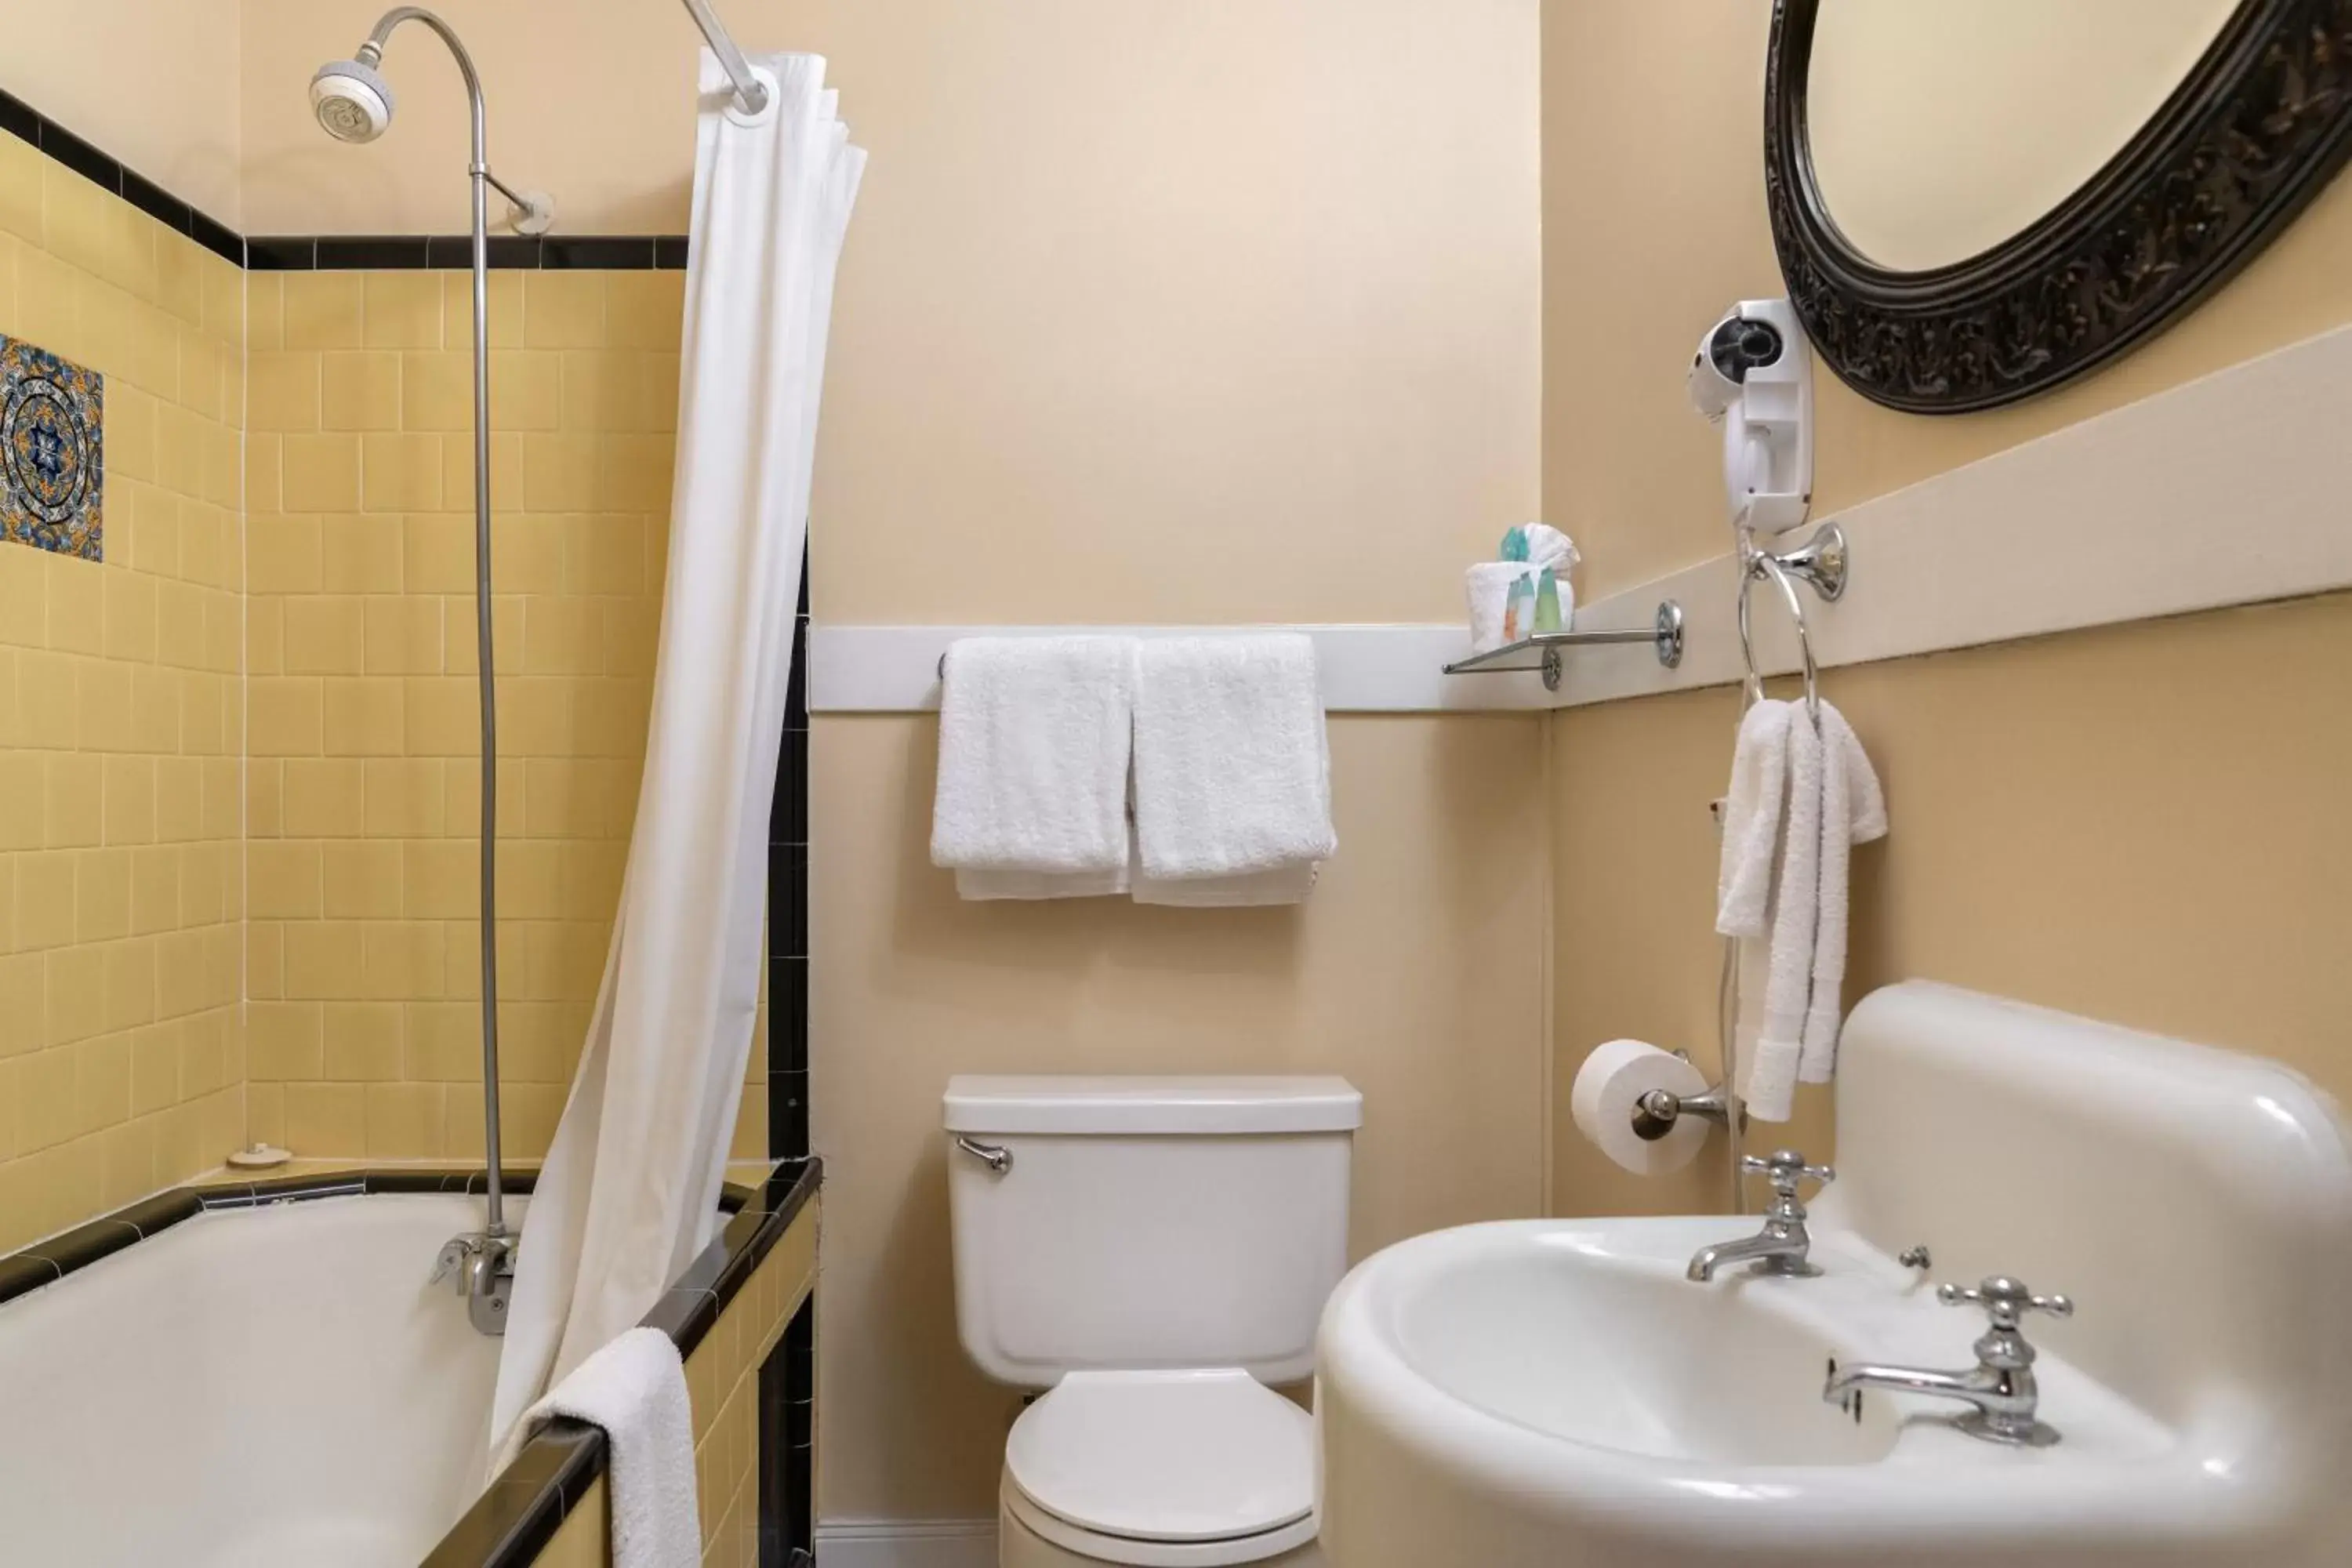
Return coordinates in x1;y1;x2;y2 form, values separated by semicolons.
944;1075;1362;1567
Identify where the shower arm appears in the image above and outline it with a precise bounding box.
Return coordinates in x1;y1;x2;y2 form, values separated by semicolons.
363;6;510;1248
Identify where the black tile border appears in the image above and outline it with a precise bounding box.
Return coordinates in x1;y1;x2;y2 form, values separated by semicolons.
0;1156;820;1568
764;552;817;1563
0;86;688;270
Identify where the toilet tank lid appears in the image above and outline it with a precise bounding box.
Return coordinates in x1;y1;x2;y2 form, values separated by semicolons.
943;1076;1362;1135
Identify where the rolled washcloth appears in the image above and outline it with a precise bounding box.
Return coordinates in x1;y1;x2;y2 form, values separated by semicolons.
1131;634;1336;897
1715;698;1886;1121
931;636;1138;900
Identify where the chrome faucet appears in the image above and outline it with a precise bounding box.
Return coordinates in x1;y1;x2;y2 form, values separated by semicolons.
430;1229;517;1335
1685;1150;1835;1282
1824;1275;2074;1446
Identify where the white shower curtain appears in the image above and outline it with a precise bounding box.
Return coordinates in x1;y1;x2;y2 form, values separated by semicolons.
489;51;863;1459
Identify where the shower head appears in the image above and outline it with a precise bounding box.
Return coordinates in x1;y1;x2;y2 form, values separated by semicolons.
310;53;396;143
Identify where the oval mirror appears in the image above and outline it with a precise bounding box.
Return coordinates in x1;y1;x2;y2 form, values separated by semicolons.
1765;0;2352;413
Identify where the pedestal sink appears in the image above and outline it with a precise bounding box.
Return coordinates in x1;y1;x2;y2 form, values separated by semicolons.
1315;982;2352;1567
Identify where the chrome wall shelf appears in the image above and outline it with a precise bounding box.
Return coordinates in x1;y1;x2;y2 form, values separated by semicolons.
1443;601;1684;691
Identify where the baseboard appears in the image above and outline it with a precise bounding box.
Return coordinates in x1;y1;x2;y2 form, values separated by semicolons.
815;1517;999;1568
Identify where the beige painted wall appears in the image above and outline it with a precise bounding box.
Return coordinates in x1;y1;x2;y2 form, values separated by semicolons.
1543;0;2352;599
814;715;1550;1519
0;0;245;223
1541;0;2352;1218
792;3;1547;1522
240;0;1541;623
1552;596;2352;1214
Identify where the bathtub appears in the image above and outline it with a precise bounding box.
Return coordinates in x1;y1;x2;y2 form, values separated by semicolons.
0;1164;820;1568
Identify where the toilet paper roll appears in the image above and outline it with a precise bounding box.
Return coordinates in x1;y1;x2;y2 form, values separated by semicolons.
1571;1038;1711;1176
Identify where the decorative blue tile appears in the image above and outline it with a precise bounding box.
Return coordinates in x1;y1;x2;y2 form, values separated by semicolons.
0;334;103;561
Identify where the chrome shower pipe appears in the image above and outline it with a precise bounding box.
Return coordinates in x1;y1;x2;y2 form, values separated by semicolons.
340;7;511;1246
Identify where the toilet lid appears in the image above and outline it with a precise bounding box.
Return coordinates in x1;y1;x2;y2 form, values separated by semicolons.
1005;1369;1316;1544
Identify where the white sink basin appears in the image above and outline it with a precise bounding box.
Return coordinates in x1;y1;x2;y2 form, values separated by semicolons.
1313;984;2352;1567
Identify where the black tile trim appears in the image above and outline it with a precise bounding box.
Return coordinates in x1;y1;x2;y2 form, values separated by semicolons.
0;86;243;266
0;86;688;271
317;234;434;270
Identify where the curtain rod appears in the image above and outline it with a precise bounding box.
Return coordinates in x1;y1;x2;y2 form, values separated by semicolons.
680;0;771;115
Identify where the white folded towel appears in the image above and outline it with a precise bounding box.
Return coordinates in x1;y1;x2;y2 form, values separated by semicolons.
1134;861;1319;906
1132;634;1336;886
504;1327;699;1568
931;636;1137;898
956;865;1132;901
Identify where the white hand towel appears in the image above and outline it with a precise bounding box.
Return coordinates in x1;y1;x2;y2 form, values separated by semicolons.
1798;704;1888;1081
1132;634;1337;882
931;637;1137;898
502;1327;698;1568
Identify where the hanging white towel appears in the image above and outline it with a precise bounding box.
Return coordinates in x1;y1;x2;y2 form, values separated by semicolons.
499;1328;699;1568
1131;635;1336;888
1798;704;1888;1081
931;637;1138;898
1720;698;1888;1120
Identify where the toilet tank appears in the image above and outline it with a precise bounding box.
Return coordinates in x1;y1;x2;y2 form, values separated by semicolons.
944;1075;1361;1388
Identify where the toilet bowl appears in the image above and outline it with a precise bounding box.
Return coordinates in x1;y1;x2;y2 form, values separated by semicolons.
942;1075;1360;1568
995;1370;1323;1566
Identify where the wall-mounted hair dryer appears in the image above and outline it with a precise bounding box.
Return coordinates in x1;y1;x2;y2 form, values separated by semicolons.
1686;298;1813;535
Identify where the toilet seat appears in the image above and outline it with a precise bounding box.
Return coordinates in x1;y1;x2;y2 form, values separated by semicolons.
1004;1368;1317;1563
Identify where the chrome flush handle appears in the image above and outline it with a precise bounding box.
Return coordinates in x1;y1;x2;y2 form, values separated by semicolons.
955;1136;1013;1174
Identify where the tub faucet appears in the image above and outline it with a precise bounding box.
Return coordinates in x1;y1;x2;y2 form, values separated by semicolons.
1685;1150;1833;1281
430;1229;517;1337
1824;1275;2074;1446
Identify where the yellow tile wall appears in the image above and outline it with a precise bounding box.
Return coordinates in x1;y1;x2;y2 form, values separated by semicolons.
533;1472;610;1568
0;129;770;1247
240;266;768;1164
0;133;248;1251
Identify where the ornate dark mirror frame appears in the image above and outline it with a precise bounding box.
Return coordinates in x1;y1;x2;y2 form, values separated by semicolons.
1765;0;2352;414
